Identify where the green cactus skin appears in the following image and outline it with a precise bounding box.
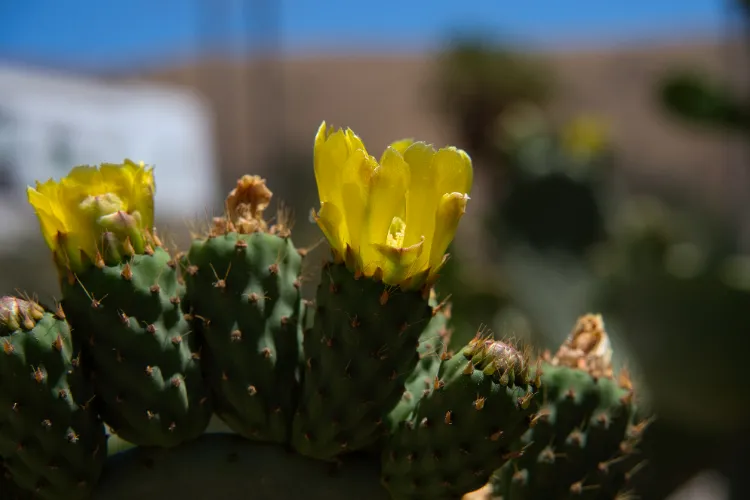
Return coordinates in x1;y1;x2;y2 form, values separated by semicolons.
94;433;389;500
60;245;212;448
0;297;107;500
381;336;541;500
386;298;452;430
183;229;303;443
291;261;437;461
1;456;34;500
488;315;646;500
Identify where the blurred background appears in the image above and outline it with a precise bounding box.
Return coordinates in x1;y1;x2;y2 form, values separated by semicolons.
1;1;748;498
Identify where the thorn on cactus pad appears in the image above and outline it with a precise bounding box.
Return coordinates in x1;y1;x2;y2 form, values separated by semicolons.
473;396;486;410
210;262;230;289
32;366;46;384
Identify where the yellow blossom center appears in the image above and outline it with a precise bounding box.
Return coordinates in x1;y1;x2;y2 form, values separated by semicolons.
79;193;125;219
386;217;407;249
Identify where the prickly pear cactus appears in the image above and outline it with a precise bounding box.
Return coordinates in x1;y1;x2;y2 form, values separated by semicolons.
0;297;106;500
26;161;212;447
485;315;647;500
183;175;304;443
3;124;652;500
382;336;541;499
291;122;473;461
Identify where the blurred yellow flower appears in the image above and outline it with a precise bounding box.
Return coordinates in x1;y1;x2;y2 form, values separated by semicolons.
560;115;610;162
27;160;155;271
312;121;473;289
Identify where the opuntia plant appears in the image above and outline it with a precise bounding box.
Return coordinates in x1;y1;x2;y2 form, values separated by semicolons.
0;122;651;499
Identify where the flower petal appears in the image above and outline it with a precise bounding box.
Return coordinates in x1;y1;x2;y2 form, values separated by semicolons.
433;147;473;197
429;192;469;272
340;149;376;266
402;142;438;272
315;201;346;258
381;138;414;163
367;147;410;243
27;186;66;250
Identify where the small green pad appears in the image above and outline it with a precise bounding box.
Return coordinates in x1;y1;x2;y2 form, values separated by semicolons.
292;262;435;461
489;362;644;500
386;301;451;430
61;247;212;448
0;297;107;500
381;337;541;499
184;231;303;443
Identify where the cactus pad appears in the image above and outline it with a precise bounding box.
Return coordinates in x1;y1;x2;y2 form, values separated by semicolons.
183;175;303;443
381;335;541;499
60;244;212;448
488;314;647;500
292;262;437;460
0;297;106;499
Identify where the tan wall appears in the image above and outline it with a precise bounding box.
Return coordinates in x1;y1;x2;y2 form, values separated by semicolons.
119;36;749;212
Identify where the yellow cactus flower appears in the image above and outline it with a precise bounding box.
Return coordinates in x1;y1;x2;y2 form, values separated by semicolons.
312;121;473;289
27;160;155;271
560;115;610;162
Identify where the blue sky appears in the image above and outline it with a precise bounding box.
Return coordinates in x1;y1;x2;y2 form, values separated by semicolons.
0;0;732;72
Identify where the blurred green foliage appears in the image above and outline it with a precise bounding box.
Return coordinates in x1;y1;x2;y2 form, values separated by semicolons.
432;34;750;499
432;37;554;164
659;71;750;133
491;109;612;256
